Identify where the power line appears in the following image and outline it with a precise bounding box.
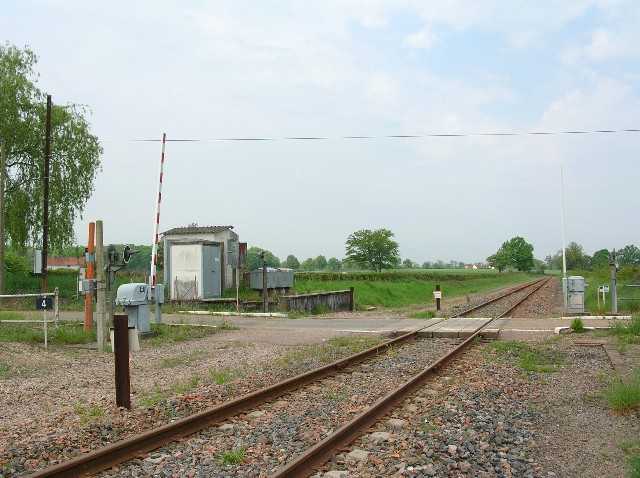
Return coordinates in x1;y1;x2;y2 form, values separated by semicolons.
99;128;640;143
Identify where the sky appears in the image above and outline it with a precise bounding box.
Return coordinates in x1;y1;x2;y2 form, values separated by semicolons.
2;1;639;265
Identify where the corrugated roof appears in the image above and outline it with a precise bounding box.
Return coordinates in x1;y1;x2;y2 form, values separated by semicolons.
162;226;234;236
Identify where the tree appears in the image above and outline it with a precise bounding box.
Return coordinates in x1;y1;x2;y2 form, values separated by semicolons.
246;247;280;270
402;258;413;269
326;257;342;271
564;242;589;270
590;249;611;269
314;255;327;270
1;43;102;249
487;249;509;272
344;229;400;272
533;258;546;274
489;236;534;272
544;254;558;270
618;245;640;266
301;257;314;271
282;254;300;270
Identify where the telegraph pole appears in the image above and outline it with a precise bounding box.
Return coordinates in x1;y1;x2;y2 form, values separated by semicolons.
42;95;52;293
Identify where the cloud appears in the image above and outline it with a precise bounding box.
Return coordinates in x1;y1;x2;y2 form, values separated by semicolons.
585;27;631;60
402;27;438;49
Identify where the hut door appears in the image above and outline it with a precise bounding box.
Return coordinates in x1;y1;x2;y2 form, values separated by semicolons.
202;244;222;298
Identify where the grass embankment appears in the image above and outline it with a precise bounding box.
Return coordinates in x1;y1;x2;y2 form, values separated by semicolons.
0;320;225;347
293;270;539;311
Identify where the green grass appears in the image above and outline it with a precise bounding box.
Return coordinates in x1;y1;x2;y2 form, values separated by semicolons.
486;341;564;373
0;361;12;379
607;316;640;349
601;368;640;413
144;322;227;346
137;383;169;406
170;375;200;394
161;351;202;368
0;320;95;345
292;271;538;310
621;438;640;478
74;404;106;424
218;446;247;465
328;336;383;352
570;317;585;333
209;366;245;385
408;310;437;319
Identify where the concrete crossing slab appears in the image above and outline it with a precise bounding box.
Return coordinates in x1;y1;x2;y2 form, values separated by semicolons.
417;318;493;338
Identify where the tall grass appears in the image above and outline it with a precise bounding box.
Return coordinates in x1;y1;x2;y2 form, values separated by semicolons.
0;320;95;345
601;365;640;413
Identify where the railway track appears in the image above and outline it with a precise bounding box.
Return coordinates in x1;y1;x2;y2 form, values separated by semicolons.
27;278;554;478
28;332;457;477
451;276;554;319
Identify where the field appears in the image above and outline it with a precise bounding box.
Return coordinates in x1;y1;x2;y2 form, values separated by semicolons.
3;267;639;315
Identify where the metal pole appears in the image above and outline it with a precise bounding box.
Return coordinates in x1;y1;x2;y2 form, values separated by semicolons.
42;95;52;293
435;284;441;311
109;266;116;326
113;314;131;409
43;309;48;349
85;222;95;331
610;249;618;314
560;163;568;309
0;138;5;294
262;252;267;313
150;133;166;292
96;221;106;350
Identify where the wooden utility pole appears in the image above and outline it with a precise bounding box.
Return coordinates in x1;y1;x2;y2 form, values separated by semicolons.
42;95;52;293
0;138;6;294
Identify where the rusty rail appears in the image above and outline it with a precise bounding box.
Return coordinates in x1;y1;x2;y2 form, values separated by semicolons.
498;276;554;318
268;320;492;477
452;277;550;318
27;327;428;478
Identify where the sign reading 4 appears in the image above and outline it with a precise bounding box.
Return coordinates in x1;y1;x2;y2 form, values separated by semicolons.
36;297;53;310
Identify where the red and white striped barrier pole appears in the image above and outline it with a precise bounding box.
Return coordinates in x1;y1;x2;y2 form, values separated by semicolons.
150;133;166;291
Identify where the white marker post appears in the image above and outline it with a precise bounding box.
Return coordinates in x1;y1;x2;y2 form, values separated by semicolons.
36;296;53;349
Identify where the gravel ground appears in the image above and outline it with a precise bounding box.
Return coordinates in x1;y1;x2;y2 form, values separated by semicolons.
1;279;639;477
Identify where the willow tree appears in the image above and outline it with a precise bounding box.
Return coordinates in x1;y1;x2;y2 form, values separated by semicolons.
0;42;102;250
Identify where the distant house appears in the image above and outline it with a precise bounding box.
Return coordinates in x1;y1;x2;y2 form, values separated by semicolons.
47;256;85;271
162;225;242;300
465;262;493;270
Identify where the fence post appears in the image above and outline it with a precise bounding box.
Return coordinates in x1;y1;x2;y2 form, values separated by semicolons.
349;287;354;311
54;287;59;327
113;314;131;409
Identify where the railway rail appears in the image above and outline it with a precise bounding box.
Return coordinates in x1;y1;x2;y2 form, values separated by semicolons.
27;278;554;478
28;331;455;477
451;276;554;319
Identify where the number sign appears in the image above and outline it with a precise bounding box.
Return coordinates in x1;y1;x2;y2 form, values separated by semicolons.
36;297;53;310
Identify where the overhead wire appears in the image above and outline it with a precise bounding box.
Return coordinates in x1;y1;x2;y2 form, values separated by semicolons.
99;128;640;143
